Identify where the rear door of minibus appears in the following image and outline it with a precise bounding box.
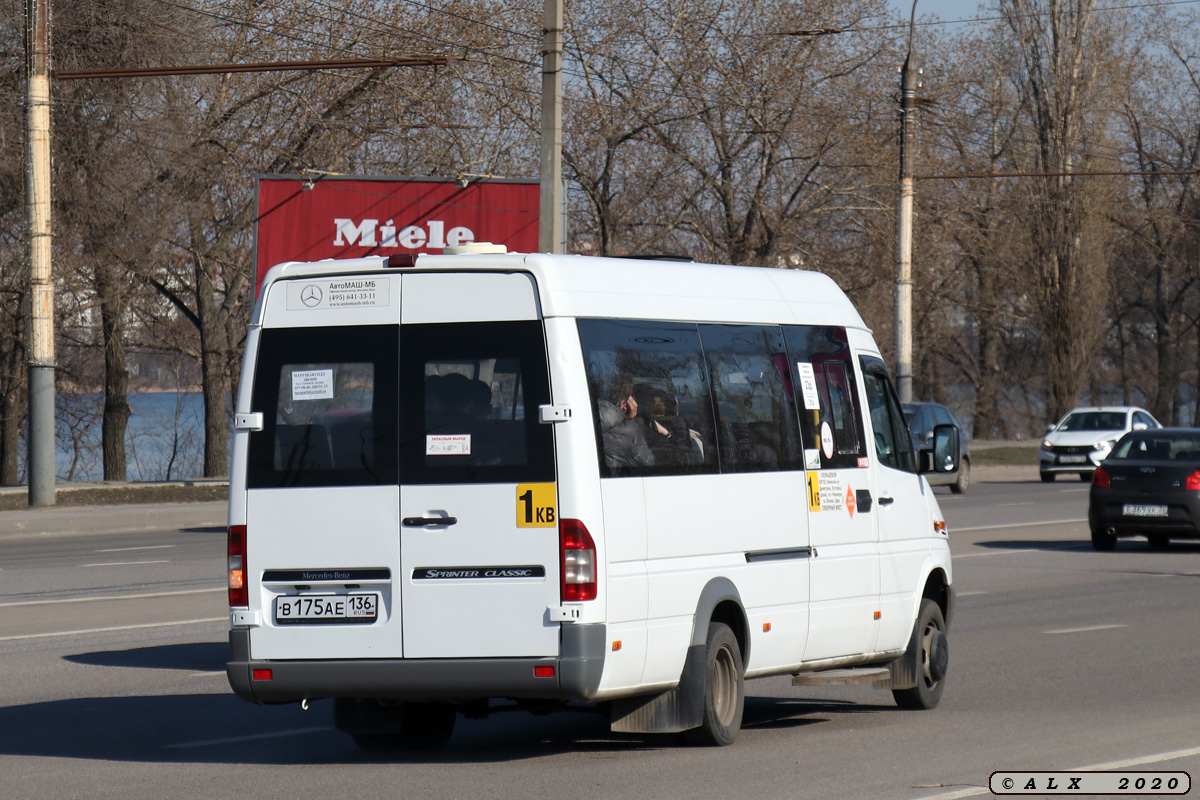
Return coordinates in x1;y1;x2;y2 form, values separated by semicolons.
397;271;561;659
244;275;403;661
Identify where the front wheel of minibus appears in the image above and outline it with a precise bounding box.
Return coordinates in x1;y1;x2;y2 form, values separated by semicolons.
684;622;745;746
892;599;947;710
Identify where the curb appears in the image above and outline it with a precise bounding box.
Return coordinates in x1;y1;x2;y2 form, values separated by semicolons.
0;478;228;497
0;500;227;540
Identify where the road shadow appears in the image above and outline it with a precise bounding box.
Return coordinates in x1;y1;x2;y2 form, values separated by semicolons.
64;641;227;672
742;696;890;732
974;539;1092;553
181;525;225;534
0;690;896;764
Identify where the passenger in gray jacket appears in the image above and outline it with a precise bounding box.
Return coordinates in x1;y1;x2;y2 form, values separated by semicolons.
598;388;654;470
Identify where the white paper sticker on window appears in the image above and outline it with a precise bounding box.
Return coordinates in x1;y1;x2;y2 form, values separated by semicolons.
797;362;821;410
292;369;334;401
426;434;471;456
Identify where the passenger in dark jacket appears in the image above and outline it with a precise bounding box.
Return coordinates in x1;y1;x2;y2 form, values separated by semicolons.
598;393;654;470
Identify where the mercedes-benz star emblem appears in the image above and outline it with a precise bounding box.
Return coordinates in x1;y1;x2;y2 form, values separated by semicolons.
301;284;323;307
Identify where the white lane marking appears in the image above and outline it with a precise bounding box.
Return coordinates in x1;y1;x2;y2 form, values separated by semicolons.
188;671;227;678
955;551;1012;560
1085;744;1200;770
956;544;1091;559
954;518;1086;533
0;587;223;608
956;591;988;597
1044;624;1127;635
914;745;1200;800
0;617;224;642
81;560;171;568
165;727;332;749
95;545;176;553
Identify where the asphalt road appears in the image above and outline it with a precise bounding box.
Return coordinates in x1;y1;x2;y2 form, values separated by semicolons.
3;482;1200;800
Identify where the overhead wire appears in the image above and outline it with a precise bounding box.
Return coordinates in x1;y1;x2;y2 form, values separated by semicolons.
13;0;1200;191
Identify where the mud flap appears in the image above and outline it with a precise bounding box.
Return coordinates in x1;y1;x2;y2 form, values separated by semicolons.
610;643;706;733
878;617;921;691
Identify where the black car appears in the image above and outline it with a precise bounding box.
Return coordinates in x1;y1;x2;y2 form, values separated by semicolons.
903;402;971;494
1088;428;1200;551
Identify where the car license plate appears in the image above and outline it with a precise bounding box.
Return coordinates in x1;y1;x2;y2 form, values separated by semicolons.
275;593;378;624
1123;504;1168;518
1058;455;1088;464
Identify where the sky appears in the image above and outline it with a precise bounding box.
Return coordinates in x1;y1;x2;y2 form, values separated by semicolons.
887;0;988;26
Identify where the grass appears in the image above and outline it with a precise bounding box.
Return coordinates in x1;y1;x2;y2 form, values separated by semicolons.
971;446;1039;467
0;483;227;512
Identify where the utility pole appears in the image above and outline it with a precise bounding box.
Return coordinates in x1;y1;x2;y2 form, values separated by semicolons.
895;2;920;405
26;0;55;506
539;0;564;253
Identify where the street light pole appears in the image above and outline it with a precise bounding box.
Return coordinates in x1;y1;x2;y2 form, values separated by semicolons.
895;1;919;404
26;0;56;506
539;0;564;253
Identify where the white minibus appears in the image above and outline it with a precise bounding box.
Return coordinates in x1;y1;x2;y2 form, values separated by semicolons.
226;247;957;748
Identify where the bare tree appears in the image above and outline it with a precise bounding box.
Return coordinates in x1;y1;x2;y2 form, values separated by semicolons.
921;24;1031;436
1109;7;1200;424
1000;0;1120;422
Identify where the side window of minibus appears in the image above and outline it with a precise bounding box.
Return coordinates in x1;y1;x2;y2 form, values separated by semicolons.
782;325;867;469
578;319;717;477
862;368;916;473
699;324;804;472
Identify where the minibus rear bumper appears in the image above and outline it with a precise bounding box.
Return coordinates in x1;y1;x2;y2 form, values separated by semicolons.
226;624;606;704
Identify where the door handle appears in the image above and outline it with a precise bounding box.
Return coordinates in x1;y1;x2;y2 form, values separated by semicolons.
402;516;458;527
878;496;895;507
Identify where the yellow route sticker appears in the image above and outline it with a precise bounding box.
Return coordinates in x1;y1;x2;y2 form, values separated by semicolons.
806;472;821;512
516;483;557;528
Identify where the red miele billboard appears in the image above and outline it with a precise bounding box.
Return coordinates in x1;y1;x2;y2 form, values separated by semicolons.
253;174;539;291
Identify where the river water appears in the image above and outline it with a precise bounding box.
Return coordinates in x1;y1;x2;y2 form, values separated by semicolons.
51;391;216;482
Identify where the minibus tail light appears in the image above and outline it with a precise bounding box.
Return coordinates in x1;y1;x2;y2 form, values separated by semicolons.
1187;470;1200;491
1093;467;1111;489
228;525;248;607
560;519;597;602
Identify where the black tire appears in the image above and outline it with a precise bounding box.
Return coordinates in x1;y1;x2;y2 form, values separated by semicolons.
683;622;745;746
1147;533;1171;549
1091;526;1116;552
949;459;970;494
892;599;947;710
343;702;457;752
1040;471;1056;483
1080;471;1094;483
399;703;457;749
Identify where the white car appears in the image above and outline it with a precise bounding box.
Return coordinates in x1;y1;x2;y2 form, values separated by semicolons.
1039;406;1162;482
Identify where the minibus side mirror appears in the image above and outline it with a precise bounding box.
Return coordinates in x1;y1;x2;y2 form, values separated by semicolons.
919;424;959;475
